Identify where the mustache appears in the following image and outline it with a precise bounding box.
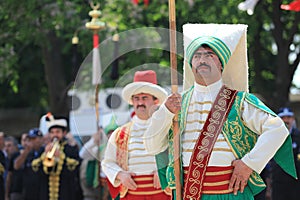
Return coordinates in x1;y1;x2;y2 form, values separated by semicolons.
196;63;211;69
137;105;146;109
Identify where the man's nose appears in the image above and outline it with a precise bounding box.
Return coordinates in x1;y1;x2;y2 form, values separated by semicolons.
137;99;144;104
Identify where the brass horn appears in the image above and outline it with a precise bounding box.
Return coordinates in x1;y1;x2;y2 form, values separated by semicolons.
43;138;60;167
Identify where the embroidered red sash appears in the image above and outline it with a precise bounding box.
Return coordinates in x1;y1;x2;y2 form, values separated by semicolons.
106;122;132;199
183;86;237;200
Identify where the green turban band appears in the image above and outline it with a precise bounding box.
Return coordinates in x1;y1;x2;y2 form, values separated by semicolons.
186;36;231;69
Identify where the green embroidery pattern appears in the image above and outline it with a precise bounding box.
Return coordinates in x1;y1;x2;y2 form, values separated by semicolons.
222;91;265;193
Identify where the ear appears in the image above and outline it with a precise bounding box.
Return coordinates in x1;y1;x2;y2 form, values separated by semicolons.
218;62;223;73
154;98;159;105
63;130;68;136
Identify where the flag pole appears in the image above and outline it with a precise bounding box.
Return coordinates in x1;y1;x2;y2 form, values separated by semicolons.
93;31;100;128
86;1;105;193
85;1;105;129
168;0;181;199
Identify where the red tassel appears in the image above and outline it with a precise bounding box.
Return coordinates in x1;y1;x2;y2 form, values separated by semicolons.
93;34;99;48
144;0;149;6
281;0;300;12
132;0;139;5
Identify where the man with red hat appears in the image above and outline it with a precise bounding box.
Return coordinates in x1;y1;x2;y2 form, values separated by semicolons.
102;70;171;200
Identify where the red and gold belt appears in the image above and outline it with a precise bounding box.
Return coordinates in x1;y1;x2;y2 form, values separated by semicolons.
183;166;234;194
127;174;165;195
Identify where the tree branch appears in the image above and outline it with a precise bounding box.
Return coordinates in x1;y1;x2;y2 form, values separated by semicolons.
271;0;284;46
291;52;300;77
287;13;300;46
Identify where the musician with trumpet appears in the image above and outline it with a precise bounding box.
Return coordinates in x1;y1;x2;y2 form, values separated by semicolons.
32;113;82;200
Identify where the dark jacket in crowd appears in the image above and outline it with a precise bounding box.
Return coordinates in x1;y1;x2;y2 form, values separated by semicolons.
271;127;300;200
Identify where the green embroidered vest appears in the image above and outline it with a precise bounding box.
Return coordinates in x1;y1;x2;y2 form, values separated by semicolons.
156;86;297;196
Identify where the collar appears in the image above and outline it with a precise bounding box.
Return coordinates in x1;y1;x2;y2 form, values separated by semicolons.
132;115;151;126
194;79;223;93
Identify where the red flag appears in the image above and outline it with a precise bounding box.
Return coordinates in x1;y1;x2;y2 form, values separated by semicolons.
132;0;150;6
281;0;300;12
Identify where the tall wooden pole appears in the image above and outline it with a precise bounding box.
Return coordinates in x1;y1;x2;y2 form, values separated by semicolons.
86;1;105;194
168;0;181;199
85;2;105;129
93;31;100;128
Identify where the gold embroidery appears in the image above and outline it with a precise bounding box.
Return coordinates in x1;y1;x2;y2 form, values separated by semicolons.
130;128;146;133
128;161;156;165
134;177;153;181
182;148;194;152
216;138;226;142
187;110;210;115
128;190;163;195
163;187;172;196
32;155;43;172
212;147;232;152
49;175;60;200
203;180;230;186
128;147;146;152
0;163;4;174
129;154;153;159
167;169;176;188
184;87;237;200
128;141;143;145
189;101;213;106
205;169;233;176
222;93;265;189
43;144;67;200
66;157;79;171
202;189;233;194
136;183;154;188
116;122;133;172
222;127;239;159
182;139;197;143
184;129;202;134
249;173;266;187
184;168;233;176
186;119;206;124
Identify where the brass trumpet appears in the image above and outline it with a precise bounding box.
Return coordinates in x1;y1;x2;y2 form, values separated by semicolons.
43;138;60;167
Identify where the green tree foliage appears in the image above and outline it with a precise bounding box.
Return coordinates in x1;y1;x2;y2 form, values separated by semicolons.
0;0;299;116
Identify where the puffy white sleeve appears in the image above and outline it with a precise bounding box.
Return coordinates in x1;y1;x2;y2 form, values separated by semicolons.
241;101;289;173
144;104;175;155
101;129;123;187
79;138;98;160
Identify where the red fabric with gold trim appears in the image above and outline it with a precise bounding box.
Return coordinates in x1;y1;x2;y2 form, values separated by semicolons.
107;123;132;198
106;177;120;199
127;174;165;195
116;124;131;170
184;166;233;194
122;174;171;199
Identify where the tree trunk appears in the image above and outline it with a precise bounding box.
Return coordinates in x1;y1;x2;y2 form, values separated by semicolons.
42;31;69;117
274;48;290;109
271;0;291;110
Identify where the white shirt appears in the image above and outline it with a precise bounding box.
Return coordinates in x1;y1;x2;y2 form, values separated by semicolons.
102;116;157;187
144;80;289;173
